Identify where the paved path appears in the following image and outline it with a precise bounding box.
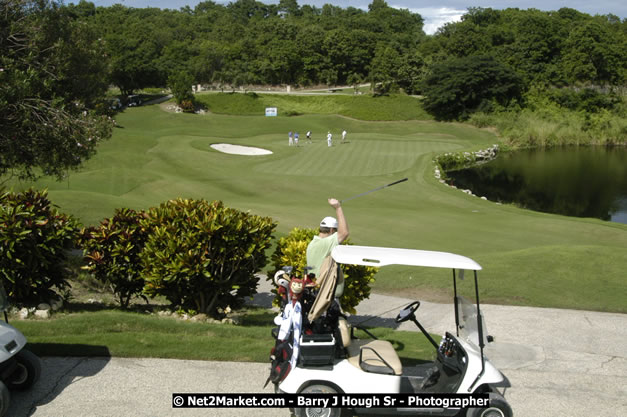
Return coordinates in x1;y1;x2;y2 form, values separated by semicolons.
9;280;627;417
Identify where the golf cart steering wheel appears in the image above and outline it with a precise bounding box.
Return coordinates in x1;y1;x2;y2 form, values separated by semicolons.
396;301;420;323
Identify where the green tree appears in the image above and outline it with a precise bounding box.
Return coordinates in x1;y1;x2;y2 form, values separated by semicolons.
561;21;625;84
438;22;490;57
296;25;328;85
422;55;524;121
278;0;300;16
168;71;195;108
499;9;562;84
107;29;164;96
369;45;401;95
397;51;425;94
190;40;225;84
0;0;113;181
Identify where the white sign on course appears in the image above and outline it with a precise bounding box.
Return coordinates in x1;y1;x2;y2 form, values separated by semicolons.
265;107;278;117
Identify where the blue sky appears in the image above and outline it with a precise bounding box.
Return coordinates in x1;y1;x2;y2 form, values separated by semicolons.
90;0;626;35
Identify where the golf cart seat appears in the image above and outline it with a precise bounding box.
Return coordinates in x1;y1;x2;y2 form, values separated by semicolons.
347;339;403;376
339;318;403;376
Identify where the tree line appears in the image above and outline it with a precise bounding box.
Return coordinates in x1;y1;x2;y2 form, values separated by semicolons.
1;0;626;183
64;1;625;93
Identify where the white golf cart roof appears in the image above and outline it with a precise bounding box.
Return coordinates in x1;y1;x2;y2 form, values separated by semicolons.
331;245;482;271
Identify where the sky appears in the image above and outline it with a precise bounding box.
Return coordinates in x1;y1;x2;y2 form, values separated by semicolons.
90;0;626;35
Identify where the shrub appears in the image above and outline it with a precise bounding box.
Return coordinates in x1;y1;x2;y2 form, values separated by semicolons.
140;199;276;317
179;100;195;113
268;227;378;314
268;227;315;276
78;208;148;308
0;189;79;305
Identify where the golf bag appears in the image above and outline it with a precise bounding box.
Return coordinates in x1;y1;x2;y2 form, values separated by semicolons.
265;339;292;387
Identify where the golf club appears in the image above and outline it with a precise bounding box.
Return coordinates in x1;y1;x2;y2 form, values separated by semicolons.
340;178;408;203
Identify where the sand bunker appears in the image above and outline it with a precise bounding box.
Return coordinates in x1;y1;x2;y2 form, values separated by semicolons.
210;143;273;156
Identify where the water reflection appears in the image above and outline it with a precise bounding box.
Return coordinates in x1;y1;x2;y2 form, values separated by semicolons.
446;147;627;224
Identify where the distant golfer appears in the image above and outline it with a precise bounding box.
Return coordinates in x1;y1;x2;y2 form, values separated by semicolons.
288;131;293;146
306;130;312;143
327;131;332;147
294;132;299;146
341;130;347;143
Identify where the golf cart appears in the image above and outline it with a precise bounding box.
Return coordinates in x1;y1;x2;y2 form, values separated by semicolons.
0;283;42;416
273;245;512;417
126;94;142;107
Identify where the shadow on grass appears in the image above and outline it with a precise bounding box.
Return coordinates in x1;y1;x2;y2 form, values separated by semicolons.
62;301;166;314
236;307;277;327
27;343;111;357
8;345;111;417
247;292;276;309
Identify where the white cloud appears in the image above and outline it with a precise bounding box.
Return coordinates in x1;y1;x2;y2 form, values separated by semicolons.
402;6;466;35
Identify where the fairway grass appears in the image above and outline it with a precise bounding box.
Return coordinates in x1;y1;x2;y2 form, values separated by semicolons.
12;97;627;314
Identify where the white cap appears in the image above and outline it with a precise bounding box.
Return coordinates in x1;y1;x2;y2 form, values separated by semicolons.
320;216;338;229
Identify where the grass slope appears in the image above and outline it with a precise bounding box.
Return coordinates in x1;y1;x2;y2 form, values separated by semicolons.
195;92;432;120
11;96;627;313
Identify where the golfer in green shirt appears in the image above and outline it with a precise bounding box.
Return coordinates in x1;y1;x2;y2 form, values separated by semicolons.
306;198;349;278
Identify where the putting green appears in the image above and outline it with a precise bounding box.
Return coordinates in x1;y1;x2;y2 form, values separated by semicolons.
16;101;627;313
255;136;459;177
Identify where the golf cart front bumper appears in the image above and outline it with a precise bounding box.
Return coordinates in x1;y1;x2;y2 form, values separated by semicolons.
0;321;27;379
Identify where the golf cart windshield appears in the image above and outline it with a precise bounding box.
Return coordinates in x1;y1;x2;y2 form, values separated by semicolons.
456;294;489;349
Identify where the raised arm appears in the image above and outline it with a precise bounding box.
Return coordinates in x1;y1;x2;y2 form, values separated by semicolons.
328;198;349;243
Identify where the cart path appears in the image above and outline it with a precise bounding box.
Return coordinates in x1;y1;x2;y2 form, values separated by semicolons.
10;280;627;417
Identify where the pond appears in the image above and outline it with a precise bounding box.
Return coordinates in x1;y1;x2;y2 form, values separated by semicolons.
446;147;627;224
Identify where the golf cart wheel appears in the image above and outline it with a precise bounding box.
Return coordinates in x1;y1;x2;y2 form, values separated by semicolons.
466;392;512;417
0;381;9;417
7;349;42;391
294;384;341;417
